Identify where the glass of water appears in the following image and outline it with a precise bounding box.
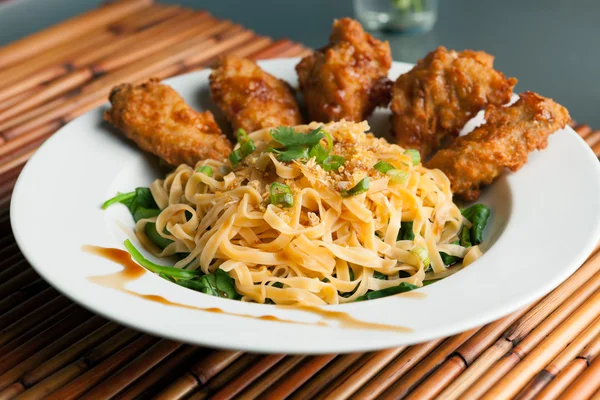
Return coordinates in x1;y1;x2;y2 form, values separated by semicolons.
354;0;438;34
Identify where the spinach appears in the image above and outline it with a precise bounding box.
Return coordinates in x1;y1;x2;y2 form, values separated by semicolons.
461;204;491;245
355;282;419;301
144;223;173;250
460;226;472;247
124;239;202;280
440;252;460;266
398;221;415;241
373;271;388;280
176;269;240;300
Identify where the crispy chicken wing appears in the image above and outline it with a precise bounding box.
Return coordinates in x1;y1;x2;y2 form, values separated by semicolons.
392;47;517;158
296;18;392;123
104;79;231;166
426;92;570;201
209;55;302;132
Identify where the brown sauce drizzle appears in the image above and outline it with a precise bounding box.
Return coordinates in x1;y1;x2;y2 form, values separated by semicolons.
83;245;411;332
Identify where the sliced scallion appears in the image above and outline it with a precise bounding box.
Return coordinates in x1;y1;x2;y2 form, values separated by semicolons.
411;245;430;268
322;155;345;171
196;165;213;177
270;182;294;207
404;149;421;166
387;169;409;184
229;128;256;166
341;177;370;198
373;160;395;174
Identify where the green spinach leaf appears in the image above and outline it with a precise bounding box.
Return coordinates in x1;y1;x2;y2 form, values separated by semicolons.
355;282;419;301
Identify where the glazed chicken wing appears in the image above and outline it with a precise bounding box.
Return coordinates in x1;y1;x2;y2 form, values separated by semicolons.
392;47;517;158
426;92;570;201
296;18;392;123
104;79;231;167
209;55;302;132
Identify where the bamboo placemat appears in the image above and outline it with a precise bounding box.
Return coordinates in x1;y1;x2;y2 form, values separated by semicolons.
1;1;600;399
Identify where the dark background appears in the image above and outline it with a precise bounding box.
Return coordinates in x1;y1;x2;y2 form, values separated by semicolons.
1;0;598;126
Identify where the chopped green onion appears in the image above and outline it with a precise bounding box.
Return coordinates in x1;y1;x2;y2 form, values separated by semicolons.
373;160;395;174
322;155;345;171
404;149;421;166
102;191;136;210
341;177;370;198
323;130;333;152
123;239;202;279
196;165;213;177
229;128;256;166
411;245;430;268
387;169;409;184
270;182;294;208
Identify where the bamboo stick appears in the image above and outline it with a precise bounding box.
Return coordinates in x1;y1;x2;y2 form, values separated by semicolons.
405;356;466;400
187;354;263;400
0;384;23;400
516;316;600;400
1;29;254;140
0;293;71;348
574;124;592;138
481;290;600;399
272;44;312;59
154;373;198;400
0;149;36;178
0;242;17;260
592;139;600;157
318;347;406;400
46;333;154;400
21;322;121;387
0;267;38;298
190;350;243;384
0;303;74;360
0;122;59;159
237;356;306;400
0;5;186;103
312;353;379;400
504;252;600;345
460;268;600;398
428;306;535;399
0;14;220;126
248;39;297;60
0;33;114;93
537;359;588;400
586;129;600;146
352;339;445;400
80;339;182;399
0;0;153;69
537;331;600;399
116;346;206;400
559;356;600;399
380;329;478;399
0;309;96;389
210;354;286;400
273;354;341;400
0;279;48;314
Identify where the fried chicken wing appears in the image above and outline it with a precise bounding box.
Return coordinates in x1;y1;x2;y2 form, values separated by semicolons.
296;18;392;123
209;55;302;132
104;79;231;166
426;92;570;201
392;47;517;158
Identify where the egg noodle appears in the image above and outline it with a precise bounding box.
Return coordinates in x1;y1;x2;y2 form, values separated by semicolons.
135;121;481;305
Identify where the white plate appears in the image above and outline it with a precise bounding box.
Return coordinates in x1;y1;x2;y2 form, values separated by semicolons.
11;58;600;354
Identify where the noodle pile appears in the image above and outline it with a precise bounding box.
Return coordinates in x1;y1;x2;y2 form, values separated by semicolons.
136;121;481;305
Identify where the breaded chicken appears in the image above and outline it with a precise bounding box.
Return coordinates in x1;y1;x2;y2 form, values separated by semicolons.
392;47;517;158
104;79;231;166
296;18;392;123
209;55;302;132
427;92;570;201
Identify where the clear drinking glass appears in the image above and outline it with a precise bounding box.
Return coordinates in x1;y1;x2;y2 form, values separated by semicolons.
354;0;438;34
